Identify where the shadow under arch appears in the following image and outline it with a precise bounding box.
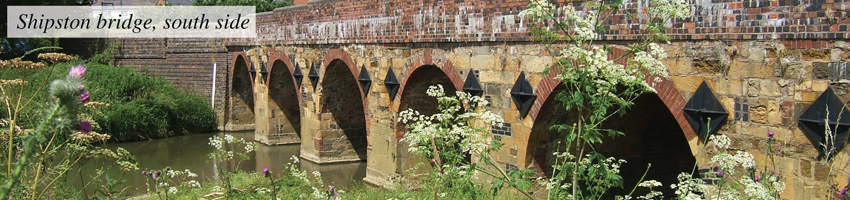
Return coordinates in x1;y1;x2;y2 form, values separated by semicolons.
394;65;460;175
320;59;368;161
527;86;696;197
268;59;302;140
230;54;254;125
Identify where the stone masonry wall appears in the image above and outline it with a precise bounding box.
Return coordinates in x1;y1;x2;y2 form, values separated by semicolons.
665;40;850;199
238;41;850;199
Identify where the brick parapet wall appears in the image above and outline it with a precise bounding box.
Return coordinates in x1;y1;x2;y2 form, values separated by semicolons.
238;0;850;45
109;38;230;125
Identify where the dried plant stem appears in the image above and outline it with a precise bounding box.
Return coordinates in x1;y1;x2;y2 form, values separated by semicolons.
38;154;82;199
30;129;61;199
0;104;60;198
430;136;441;200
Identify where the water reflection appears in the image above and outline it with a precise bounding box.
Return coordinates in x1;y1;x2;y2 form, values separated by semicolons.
70;131;366;196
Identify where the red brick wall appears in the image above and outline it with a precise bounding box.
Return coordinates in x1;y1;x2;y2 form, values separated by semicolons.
110;38;230;114
249;0;850;44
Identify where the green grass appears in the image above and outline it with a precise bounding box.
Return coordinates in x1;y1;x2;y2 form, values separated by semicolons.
148;170;529;200
0;61;216;142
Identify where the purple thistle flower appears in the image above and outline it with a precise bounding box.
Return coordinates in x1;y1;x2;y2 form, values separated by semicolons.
754;176;760;181
332;192;338;199
69;65;86;78
768;131;775;138
262;167;269;174
151;172;158;179
78;121;92;133
142;170;147;175
771;169;775;174
78;91;90;103
715;170;724;177
76;84;85;92
841;187;847;195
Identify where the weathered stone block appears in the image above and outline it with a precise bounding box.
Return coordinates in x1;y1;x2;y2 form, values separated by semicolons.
471;55;498;70
480;70;503;83
813;62;831;80
670;76;713;98
796;91;818;102
693;59;725;74
729;61;771;78
812;80;829;92
759;79;782;97
503;109;518;123
662;58;693;76
520;55;552;73
803;49;831;61
750;105;768;123
504;57;520;72
814;162;830;181
767;101;782;125
715;78;745;96
801;159;813;179
841;51;850;62
746;46;768;61
449;53;470;70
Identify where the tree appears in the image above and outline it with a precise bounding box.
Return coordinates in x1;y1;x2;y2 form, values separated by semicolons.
192;0;293;12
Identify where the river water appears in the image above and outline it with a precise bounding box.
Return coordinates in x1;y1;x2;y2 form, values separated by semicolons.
70;131;366;196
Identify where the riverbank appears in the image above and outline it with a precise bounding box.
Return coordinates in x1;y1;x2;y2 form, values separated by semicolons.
0;61;216;143
69;131;365;197
128;161;528;200
108;132;526;199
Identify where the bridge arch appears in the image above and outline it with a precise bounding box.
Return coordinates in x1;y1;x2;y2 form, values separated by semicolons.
393;64;461;174
260;49;302;144
523;47;698;195
313;48;369;162
394;48;464;103
385;48;465;176
526;47;699;154
228;53;255;126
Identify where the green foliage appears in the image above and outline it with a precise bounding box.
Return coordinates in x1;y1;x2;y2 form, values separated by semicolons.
397;85;536;199
0;39;60;60
92;65;217;142
159;158;526;200
0;51;140;199
520;0;691;199
93;174;129;200
193;0;294;12
88;42;116;65
0;62;216;142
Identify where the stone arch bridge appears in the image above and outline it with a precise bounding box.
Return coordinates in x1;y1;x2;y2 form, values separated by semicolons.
99;0;850;198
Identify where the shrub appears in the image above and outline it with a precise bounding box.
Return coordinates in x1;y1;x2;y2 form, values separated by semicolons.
0;62;216;142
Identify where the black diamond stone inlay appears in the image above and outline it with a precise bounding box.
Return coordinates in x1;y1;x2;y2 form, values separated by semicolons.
385;67;400;100
463;69;483;97
292;63;303;88
308;63;319;90
358;64;372;96
798;87;850;160
683;81;728;140
510;72;536;118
